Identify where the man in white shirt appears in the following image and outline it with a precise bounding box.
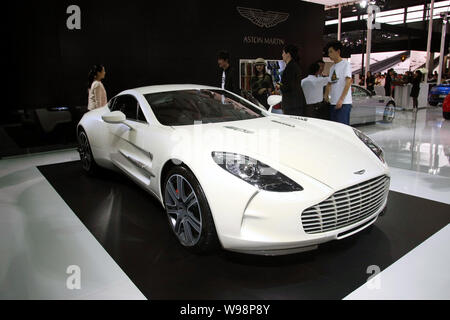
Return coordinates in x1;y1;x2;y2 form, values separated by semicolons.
324;41;353;125
301;62;330;119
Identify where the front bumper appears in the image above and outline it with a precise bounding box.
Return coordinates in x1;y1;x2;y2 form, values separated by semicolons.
221;196;387;256
219;175;390;256
229;211;381;256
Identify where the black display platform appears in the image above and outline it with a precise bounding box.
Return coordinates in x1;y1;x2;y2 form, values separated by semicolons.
38;161;450;300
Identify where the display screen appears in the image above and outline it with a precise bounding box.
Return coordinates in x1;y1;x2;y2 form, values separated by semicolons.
144;89;265;126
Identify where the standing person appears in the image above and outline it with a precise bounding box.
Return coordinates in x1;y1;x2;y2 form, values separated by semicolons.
366;71;375;94
392;71;398;98
385;69;394;97
217;51;239;95
359;74;365;86
406;71;414;84
301;62;330;119
275;44;307;116
375;73;381;86
250;58;274;109
87;65;107;111
380;74;386;87
316;59;325;76
324;41;353;125
432;71;438;82
410;70;422;111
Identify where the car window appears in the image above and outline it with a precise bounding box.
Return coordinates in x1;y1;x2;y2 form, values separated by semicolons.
352;86;370;98
111;95;139;121
144;89;265;126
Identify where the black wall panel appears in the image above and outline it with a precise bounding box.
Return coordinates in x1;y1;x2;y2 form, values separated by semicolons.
5;0;324;109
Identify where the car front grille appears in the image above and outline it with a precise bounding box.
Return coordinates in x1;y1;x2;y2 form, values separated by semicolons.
301;175;390;234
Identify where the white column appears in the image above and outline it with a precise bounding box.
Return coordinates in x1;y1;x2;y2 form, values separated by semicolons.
426;0;435;80
338;4;342;41
365;6;374;78
438;13;448;84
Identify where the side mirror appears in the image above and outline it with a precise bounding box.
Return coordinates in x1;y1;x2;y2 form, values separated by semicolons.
267;95;282;107
102;111;126;124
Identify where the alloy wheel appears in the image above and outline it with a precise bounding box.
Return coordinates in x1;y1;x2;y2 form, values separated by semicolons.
78;132;92;172
165;174;202;247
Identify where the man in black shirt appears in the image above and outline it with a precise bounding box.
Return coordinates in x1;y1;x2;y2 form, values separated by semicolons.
366;71;375;94
217;51;239;95
385;68;394;97
275;44;307;116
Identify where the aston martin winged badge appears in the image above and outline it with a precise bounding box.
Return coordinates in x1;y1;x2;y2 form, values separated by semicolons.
237;7;290;28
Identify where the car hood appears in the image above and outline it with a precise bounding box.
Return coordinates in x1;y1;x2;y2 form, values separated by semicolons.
172;116;387;190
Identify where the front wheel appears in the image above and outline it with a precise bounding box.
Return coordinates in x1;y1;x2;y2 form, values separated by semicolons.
77;129;99;175
163;166;219;254
383;103;395;123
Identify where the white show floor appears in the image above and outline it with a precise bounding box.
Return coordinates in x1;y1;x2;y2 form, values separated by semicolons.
345;224;450;300
0;150;145;300
388;167;450;205
0;107;449;299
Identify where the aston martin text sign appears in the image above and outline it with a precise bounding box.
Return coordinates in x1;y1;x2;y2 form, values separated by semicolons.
243;36;285;46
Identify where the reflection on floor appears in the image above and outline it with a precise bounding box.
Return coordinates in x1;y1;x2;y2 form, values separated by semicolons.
0;107;449;299
389;167;450;205
360;107;450;205
360;107;450;179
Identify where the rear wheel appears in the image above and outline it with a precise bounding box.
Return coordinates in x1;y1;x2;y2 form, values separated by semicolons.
383;102;395;122
163;166;219;254
77;129;99;175
444;112;450;120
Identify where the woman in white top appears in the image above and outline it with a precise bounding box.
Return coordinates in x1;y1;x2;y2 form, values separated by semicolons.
87;65;107;110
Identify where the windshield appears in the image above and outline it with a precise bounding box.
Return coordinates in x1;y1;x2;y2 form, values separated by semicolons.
144;89;265;126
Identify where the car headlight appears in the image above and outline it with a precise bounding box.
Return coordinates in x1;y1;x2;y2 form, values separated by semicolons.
353;128;385;163
212;152;303;192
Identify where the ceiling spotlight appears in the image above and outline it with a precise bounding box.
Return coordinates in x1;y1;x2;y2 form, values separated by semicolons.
360;0;367;8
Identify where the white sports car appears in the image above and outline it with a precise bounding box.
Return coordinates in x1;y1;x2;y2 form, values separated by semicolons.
77;85;390;255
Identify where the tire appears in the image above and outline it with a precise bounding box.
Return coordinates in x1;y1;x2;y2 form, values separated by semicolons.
163;165;219;254
429;102;438;107
444;112;450;120
77;128;100;175
383;102;395;123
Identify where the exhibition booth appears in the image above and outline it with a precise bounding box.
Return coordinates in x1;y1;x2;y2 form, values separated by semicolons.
0;0;449;304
